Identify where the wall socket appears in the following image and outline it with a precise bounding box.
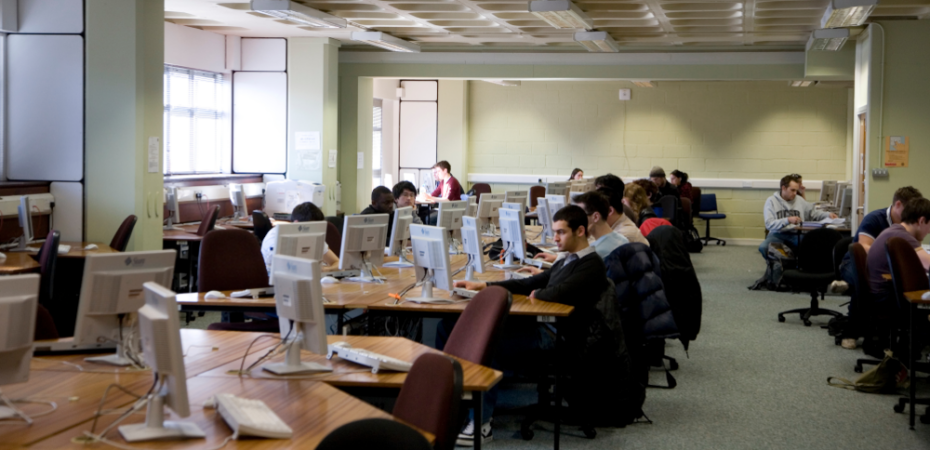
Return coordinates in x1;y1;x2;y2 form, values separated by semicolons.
872;168;889;178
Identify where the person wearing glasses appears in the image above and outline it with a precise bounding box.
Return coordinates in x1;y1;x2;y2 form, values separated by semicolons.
392;180;423;225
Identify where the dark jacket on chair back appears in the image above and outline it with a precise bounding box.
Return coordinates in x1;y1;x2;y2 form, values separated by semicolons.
646;226;702;345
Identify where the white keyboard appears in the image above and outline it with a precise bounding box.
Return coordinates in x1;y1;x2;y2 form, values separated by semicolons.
452;288;479;298
529;259;552;269
326;342;412;374
230;287;275;299
507;270;531;279
215;394;292;439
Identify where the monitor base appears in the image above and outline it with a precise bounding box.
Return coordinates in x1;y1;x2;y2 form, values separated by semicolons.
262;361;333;375
492;263;523;270
119;422;206;442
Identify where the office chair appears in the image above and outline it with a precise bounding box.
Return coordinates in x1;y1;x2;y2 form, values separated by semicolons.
393;354;463;450
251;210;272;242
656;195;679;225
848;242;886;372
697;193;726;246
472;183;491;203
529;185;546;208
325;221;342;256
109;215;137;252
317;419;432;450
35;230;64;334
200;229;277;332
34;304;59;341
444;286;511;366
196;205;220;236
690;187;702;218
777;228;843;326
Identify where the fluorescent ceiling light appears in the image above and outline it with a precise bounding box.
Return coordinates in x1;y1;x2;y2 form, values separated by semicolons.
351;32;421;53
484;80;522;86
529;0;593;30
821;0;878;28
789;80;814;87
632;81;655;88
251;0;347;29
806;28;850;51
574;31;619;53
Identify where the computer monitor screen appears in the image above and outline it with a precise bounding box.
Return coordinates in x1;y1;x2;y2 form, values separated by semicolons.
387;206;413;258
536;198;554;246
839;186;853;218
164;187;181;228
499;207;526;261
546;194;566;219
410;224;453;293
504;191;528;211
437;200;467;232
546;182;569;198
477;194;505;221
18;196;34;247
268;255;329;375
570;180;587;192
459;217;484;279
271;222;327;284
339;214;388;276
73;251;176;365
0;274;39;388
229;184;247;219
833;182;849;208
820;180;837;203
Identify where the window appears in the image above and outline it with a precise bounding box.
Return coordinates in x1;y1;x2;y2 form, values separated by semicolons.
372;99;383;188
163;65;228;175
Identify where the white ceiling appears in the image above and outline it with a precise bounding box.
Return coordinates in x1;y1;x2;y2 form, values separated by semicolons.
166;0;930;52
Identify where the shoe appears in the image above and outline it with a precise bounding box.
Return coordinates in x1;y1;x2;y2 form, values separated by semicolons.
828;280;849;294
841;338;857;349
456;420;492;447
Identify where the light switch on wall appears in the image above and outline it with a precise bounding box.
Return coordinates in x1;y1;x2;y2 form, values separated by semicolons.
872;168;889;178
618;89;631;101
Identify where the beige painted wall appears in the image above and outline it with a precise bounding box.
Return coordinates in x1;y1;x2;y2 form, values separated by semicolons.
467;80;850;240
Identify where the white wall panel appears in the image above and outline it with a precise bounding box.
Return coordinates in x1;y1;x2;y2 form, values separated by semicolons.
234;72;287;173
50;181;82;241
226;35;241;71
400;80;437;101
18;0;82;33
399;101;437;168
241;38;286;71
164;22;225;73
7;35;83;181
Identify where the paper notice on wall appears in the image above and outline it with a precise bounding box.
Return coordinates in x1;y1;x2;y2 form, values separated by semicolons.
296;131;320;150
147;137;160;173
884;136;909;167
357;152;364;169
297;148;322;170
328;149;337;168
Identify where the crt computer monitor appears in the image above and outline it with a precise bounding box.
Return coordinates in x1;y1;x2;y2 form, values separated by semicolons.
119;282;205;442
819;180;837;203
536;198;555;247
264;255;332;375
15;196;34;251
72;250;176;366
229;183;247;220
0;274;39;424
270;222;327;285
384;206;414;268
407;224;454;304
340;214;389;282
476;193;505;235
456;216;484;282
494;207;526;270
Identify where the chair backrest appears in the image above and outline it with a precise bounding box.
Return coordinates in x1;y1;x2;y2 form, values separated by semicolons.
699;193;716;212
832;236;853;279
472;183;491;195
691;186;702;217
198;229;270;292
886;236;930;309
34;304;59;341
656;195;678;222
849;242;872;298
252;210;272;242
444;286;511;366
37;230;60;305
196;205;220;236
109;215;137;252
317;418;432;450
393;354;463;450
680;197;692;220
325;221;342;256
529;185;546;208
796;227;842;273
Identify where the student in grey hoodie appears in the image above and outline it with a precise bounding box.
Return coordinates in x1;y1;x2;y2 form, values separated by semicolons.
758;174;838;259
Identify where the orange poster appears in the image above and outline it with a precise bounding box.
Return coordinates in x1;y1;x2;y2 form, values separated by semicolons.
884;136;909;167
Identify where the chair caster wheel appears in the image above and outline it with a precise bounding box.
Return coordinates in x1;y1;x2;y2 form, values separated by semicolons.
803;320;812;327
721;242;726;246
778;316;785;323
854;365;863;373
582;427;596;439
521;427;534;441
894;403;905;413
669;360;679;370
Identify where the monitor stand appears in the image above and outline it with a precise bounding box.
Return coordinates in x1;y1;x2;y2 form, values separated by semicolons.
263;336;333;375
345;256;385;283
383;250;414;268
162;213;183;231
493;249;523;270
537;225;556;248
406;279;453;304
481;223;498;237
85;342;135;367
452;256;480;282
448;236;462;255
119;395;206;442
0;393;32;425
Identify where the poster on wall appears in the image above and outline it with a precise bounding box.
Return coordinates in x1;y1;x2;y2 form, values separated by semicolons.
884;136;909;167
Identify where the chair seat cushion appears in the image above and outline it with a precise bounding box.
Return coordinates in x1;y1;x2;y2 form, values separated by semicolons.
698;213;726;220
781;270;834;290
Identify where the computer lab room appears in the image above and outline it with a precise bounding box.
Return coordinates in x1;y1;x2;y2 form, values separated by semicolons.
1;0;930;448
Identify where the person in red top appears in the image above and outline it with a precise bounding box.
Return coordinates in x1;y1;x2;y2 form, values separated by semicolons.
425;160;462;201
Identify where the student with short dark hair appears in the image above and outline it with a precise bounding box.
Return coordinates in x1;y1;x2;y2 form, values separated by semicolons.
425;160;462;202
261;202;339;273
856;186;923;253
392;180;423;225
759;174;836;260
867;197;930;303
360;186;395;245
594;173;624;195
598;187;648;246
575;191;628;259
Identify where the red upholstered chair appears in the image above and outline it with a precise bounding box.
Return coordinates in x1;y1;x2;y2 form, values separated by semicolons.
37;230;60;307
199;229;276;332
317;419;432;450
196;205;220;236
326;221;342;256
35;304;59;341
472;183;492;203
109;215;137;252
393;354;463;450
444;286;511;366
529;186;546;208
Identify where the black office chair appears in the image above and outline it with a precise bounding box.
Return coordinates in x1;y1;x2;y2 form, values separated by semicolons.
777;228;844;326
251;210;272;243
317;419;432;450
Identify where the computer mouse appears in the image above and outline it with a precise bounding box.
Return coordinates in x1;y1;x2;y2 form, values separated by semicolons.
922;291;930;301
204;290;225;299
321;276;339;284
83;244;99;250
202;396;216;409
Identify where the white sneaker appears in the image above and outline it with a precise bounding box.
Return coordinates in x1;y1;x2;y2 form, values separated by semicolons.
828;280;849;294
456;420;492;447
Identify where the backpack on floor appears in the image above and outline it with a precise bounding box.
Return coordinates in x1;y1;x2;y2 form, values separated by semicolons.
827;350;909;393
749;242;796;291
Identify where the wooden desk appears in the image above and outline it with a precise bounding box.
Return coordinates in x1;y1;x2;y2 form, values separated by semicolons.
0;251;40;274
0;370;152;447
882;273;893;281
30;377;431;449
23;242;118;259
33;329;279;378
163;225;205;242
902;290;930;429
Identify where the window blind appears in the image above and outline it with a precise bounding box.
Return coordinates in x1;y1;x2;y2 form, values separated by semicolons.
163;65;227;175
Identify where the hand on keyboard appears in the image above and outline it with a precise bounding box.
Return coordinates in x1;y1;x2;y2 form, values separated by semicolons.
215;394;292;439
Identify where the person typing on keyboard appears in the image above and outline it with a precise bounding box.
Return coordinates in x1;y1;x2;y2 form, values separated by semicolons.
445;205;613;446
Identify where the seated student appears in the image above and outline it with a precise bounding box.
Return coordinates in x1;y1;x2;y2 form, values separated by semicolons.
857;186;923;253
360;186;395;246
450;205;610;444
649;166;680;203
594;173;624;194
624;183;657;226
261;202;339;273
867;197;930;306
569;168;584;181
531;192;627;266
392;180;423;225
424;160;462;202
759;174;837;260
597;186;649;246
669;170;692;203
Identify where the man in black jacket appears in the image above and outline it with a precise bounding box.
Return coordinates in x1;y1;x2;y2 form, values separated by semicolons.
451;205;611;445
359;186;394;246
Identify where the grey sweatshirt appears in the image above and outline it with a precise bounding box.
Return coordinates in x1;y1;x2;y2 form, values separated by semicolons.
763;191;830;232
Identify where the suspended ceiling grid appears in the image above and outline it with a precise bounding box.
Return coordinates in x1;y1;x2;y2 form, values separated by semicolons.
166;0;930;52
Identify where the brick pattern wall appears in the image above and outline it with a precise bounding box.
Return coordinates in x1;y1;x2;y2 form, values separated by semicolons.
467;80;849;240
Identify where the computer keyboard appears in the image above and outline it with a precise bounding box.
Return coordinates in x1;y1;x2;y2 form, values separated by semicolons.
528;258;552;269
507;270;531;279
215;394;293;439
230;287;275;299
452;288;478;299
326;341;412;374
